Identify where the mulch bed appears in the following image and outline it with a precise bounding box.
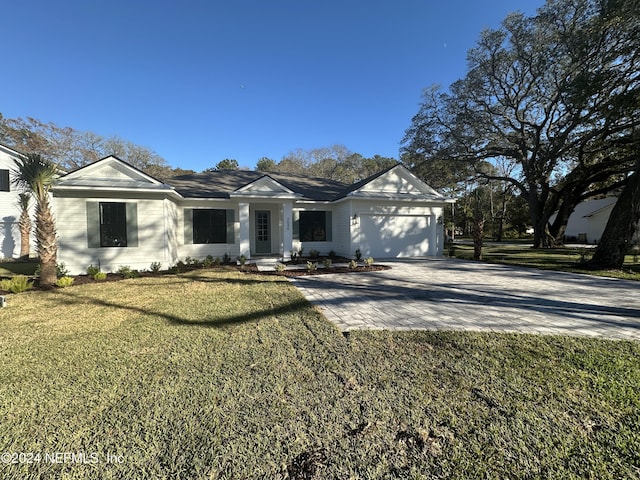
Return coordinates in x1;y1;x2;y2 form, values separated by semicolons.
0;262;390;294
267;264;390;277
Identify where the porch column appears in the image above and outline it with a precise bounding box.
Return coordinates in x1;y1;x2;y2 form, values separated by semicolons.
282;201;293;260
239;202;250;259
429;213;438;256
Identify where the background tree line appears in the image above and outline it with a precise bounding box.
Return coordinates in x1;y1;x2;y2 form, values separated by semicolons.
402;0;639;267
1;114;397;184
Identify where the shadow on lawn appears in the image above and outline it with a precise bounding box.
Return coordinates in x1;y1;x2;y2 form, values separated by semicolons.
53;279;309;328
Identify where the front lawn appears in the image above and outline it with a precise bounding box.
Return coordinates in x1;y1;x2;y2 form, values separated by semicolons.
0;270;638;479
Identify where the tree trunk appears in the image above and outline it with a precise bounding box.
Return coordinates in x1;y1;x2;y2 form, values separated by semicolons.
35;198;58;287
472;211;485;261
589;167;640;269
18;211;31;259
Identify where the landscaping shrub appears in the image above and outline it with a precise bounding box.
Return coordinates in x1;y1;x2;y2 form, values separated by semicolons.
306;261;317;272
274;262;286;273
223;253;231;265
354;248;362;261
323;258;332;269
203;255;214;268
55;276;74;288
117;265;139;279
93;271;107;281
309;249;320;259
149;261;162;273
238;255;247;266
0;275;34;293
349;259;358;269
214;257;222;267
364;256;374;267
56;262;69;278
34;262;69;279
86;264;101;276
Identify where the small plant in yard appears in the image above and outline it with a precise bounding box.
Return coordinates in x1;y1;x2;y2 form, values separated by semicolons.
203;255;214;268
117;265;139;279
328;250;336;259
0;275;34;293
274;262;286;273
87;264;101;276
364;256;374;267
223;253;231;265
56;262;69;278
306;261;317;272
309;249;320;259
323;258;332;269
149;261;162;273
35;262;69;279
93;271;107;281
55;276;74;288
291;251;299;263
173;260;187;273
354;249;362;261
238;255;247;266
349;259;358;269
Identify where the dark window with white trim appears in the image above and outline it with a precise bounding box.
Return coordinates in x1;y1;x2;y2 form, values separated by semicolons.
193;209;227;244
299;211;332;242
100;202;128;247
0;169;9;192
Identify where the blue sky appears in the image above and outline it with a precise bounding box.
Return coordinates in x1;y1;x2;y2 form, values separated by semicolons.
2;1;543;171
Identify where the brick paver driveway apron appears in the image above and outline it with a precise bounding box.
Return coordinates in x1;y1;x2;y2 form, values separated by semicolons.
291;259;640;341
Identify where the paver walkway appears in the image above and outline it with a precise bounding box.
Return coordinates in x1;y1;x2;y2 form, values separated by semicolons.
291;259;640;341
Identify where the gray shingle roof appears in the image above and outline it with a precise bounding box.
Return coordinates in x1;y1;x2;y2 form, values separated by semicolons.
164;170;355;201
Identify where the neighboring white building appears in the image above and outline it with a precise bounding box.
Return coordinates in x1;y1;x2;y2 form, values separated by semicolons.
52;156;454;275
563;196;640;244
564;197;616;244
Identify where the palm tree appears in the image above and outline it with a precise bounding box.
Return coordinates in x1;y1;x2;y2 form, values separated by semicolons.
17;193;32;259
13;153;59;287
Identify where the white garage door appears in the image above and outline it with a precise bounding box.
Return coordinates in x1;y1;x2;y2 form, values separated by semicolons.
360;215;432;257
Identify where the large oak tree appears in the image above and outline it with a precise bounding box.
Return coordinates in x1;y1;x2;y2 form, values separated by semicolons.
402;0;640;247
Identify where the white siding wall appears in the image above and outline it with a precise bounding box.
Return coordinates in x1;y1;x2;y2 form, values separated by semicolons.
56;196;171;275
332;202;352;258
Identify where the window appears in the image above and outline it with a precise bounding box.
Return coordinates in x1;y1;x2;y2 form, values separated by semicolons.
0;169;9;192
193;209;227;244
100;202;128;247
298;211;331;242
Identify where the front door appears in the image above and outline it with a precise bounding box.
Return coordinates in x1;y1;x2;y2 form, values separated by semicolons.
255;210;271;254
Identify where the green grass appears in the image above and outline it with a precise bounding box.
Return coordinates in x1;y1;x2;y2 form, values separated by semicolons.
451;243;640;280
0;270;639;479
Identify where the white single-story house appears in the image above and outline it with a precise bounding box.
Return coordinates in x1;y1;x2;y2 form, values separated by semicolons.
51;156;454;275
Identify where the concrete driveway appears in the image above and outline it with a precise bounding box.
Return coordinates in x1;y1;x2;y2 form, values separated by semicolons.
291;259;640;341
